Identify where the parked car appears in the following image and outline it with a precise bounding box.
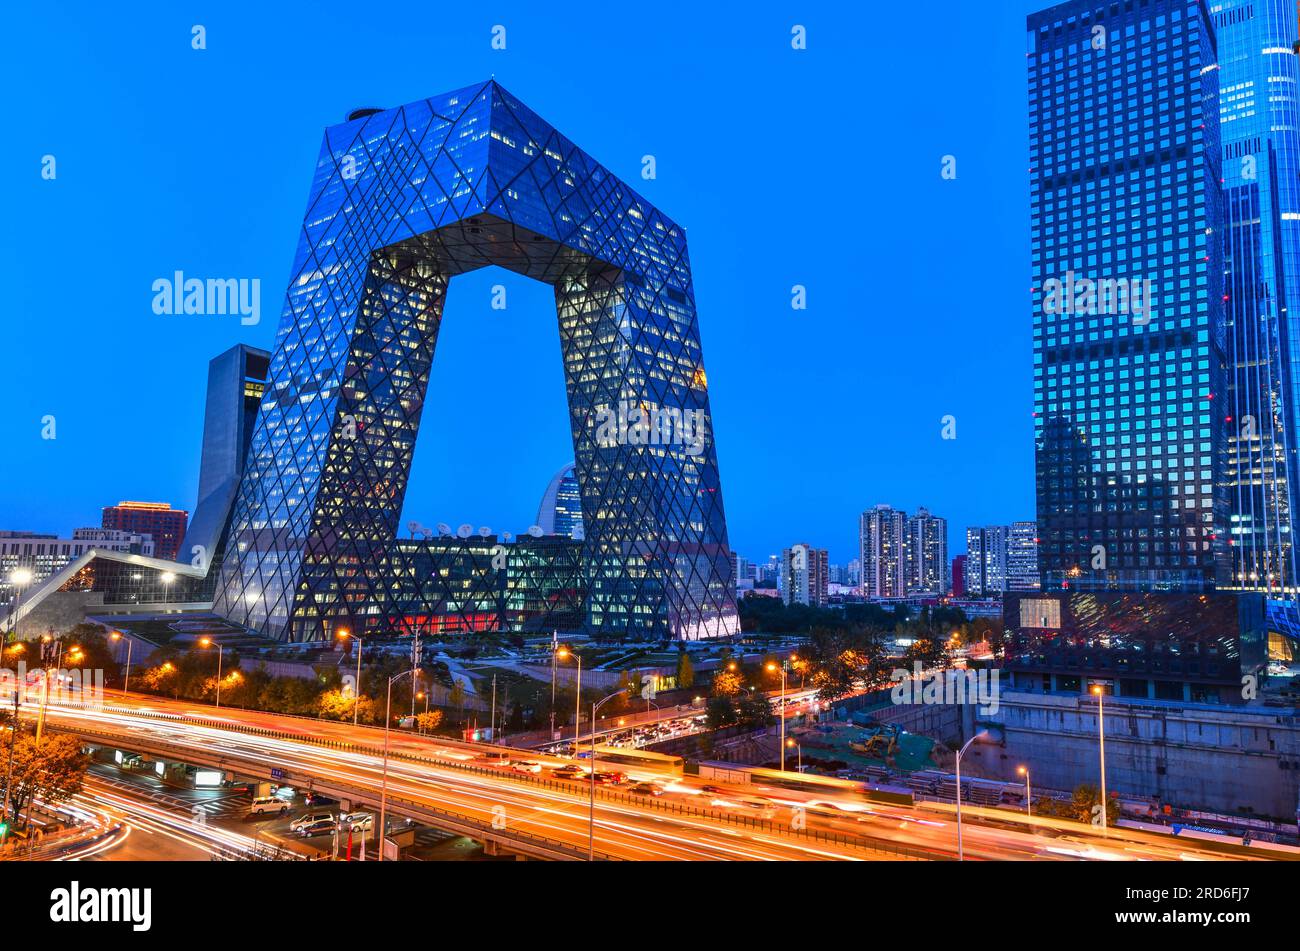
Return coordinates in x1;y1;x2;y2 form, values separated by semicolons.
295;817;337;837
248;796;289;817
290;812;335;833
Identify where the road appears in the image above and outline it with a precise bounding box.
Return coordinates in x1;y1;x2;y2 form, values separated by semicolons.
26;690;1293;861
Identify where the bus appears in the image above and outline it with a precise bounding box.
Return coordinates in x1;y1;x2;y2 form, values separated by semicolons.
580;745;685;775
693;762;914;807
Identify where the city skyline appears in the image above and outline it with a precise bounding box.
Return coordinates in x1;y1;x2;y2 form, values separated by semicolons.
1;2;1048;569
1;0;1297;887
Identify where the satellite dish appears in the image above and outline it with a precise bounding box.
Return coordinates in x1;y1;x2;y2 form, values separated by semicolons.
407;520;421;535
437;523;452;536
527;525;544;538
478;526;492;538
457;524;473;538
421;529;433;539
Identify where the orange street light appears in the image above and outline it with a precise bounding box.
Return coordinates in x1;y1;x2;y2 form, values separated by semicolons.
336;628;364;726
197;638;225;709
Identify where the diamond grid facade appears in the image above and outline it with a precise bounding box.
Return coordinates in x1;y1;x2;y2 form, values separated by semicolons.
212;81;738;642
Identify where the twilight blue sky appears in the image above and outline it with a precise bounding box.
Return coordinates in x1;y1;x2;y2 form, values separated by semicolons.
1;1;1045;566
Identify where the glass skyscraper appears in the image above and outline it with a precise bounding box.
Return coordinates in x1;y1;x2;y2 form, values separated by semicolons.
1213;0;1300;595
1029;0;1229;591
536;462;585;540
212;81;738;642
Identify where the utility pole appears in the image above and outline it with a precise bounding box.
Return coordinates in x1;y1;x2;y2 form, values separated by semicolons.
490;674;497;740
2;688;19;837
550;630;557;739
410;627;422;718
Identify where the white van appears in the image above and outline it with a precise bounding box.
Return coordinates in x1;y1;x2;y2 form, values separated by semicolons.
248;796;289;817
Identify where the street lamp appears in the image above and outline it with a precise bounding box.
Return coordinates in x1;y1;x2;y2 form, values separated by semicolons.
787;737;802;772
416;691;431;732
558;647;582;751
336;628;364;726
198;637;224;709
1017;765;1032;817
954;729;989;861
377;668;417;862
110;632;133;697
1091;684;1108;831
550;632;558;740
588;688;627;860
35;638;77;742
765;661;787;771
637;698;660;748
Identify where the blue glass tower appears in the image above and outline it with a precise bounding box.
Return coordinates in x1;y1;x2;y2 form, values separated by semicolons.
1214;0;1300;595
1029;0;1229;591
212;81;738;641
536;462;585;540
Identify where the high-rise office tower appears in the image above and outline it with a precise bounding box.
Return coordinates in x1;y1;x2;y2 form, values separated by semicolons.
951;554;967;598
965;525;1009;596
906;507;949;595
1006;520;1041;591
179;344;271;579
779;543;829;607
1029;0;1228;592
210;82;738;641
860;505;908;598
1214;1;1300;595
536;462;585;540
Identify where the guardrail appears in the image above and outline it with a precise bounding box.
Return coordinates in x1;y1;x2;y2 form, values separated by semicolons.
48;700;940;860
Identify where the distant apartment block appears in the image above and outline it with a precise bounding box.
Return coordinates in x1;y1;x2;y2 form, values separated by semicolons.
779;543;829;607
101;501;187;562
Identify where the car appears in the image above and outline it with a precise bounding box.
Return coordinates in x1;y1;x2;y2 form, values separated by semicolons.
701;784;726;794
295;817;337;838
591;771;626;786
290;811;335;833
509;760;542;773
479;751;511;765
552;766;585;779
629;782;663;797
340;812;373;831
248;796;288;817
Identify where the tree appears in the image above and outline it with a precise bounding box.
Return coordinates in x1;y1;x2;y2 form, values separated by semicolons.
7;732;89;828
448;679;467;719
317;688;362;721
736;694;775;730
711;669;743;698
415;710;443;735
61;623;120;683
675;651;695;690
704;696;738;730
